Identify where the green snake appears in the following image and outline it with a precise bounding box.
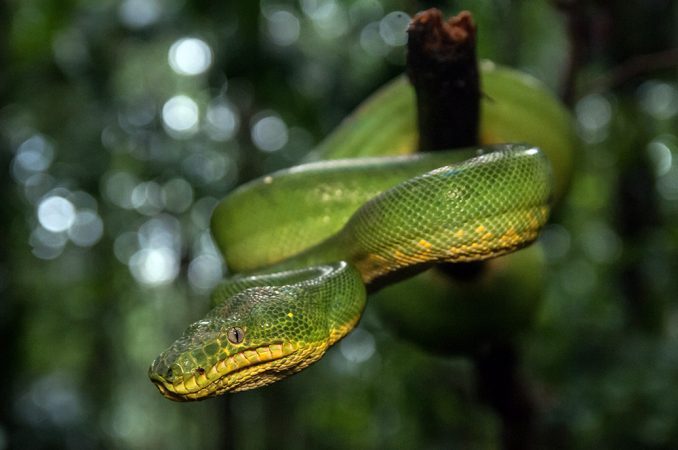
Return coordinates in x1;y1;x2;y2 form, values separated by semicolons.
149;61;574;401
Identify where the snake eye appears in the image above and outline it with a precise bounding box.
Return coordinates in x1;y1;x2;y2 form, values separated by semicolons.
227;327;245;344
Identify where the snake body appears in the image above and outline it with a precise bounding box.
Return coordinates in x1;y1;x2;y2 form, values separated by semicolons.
149;62;573;401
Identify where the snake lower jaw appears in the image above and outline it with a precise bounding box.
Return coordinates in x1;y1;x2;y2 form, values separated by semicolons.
149;343;317;401
149;373;193;402
150;361;285;401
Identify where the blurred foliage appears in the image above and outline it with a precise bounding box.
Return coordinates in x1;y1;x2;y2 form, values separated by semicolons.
1;0;678;449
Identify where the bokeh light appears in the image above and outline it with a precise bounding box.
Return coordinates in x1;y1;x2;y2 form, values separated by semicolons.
137;216;181;252
576;94;612;143
52;29;89;75
103;171;138;209
68;210;104;247
182;150;232;184
30;225;68;260
128;216;182;286
11;135;54;183
18;373;84;428
205;100;239;141
118;0;161;28
114;231;139;265
339;328;376;363
539;223;572;262
379;12;410;47
162;95;199;137
23;173;55;205
647;135;678;203
161;178;194;213
188;254;223;292
264;9;301;46
348;0;383;25
579;221;622;264
638;81;678;120
302;0;349;38
647;138;673;177
129;247;179;286
37;195;76;233
250;113;289;152
168;37;213;76
360;21;390;57
131;181;163;215
190;197;219;229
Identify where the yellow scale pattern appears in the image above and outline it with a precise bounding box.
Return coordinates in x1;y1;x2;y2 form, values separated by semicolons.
341;148;551;283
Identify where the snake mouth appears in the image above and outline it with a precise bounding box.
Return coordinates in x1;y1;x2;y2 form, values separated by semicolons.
150;342;298;401
149;373;188;402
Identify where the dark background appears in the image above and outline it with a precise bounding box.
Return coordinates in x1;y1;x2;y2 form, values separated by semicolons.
2;0;678;449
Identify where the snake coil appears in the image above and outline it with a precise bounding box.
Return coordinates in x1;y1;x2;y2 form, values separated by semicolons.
149;62;574;401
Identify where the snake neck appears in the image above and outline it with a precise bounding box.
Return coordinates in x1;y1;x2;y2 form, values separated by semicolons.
253;147;551;288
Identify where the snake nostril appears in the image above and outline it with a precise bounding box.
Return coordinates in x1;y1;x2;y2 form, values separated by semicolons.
166;363;183;381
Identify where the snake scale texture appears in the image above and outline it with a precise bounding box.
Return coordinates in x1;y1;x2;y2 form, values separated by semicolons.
149;61;574;401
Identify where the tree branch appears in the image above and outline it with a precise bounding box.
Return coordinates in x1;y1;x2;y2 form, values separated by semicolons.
406;9;480;151
406;9;536;450
585;47;678;95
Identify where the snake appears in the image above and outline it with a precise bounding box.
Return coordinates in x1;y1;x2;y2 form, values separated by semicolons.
148;61;574;401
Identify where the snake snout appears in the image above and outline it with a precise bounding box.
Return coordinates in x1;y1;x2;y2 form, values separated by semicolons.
148;356;181;385
148;359;192;401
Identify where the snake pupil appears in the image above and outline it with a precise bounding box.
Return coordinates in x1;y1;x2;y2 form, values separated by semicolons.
228;327;244;344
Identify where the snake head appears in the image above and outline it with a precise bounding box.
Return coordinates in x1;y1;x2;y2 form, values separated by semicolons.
149;264;366;401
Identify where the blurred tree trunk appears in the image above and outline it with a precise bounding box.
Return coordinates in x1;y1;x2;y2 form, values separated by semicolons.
559;0;675;333
0;1;24;445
